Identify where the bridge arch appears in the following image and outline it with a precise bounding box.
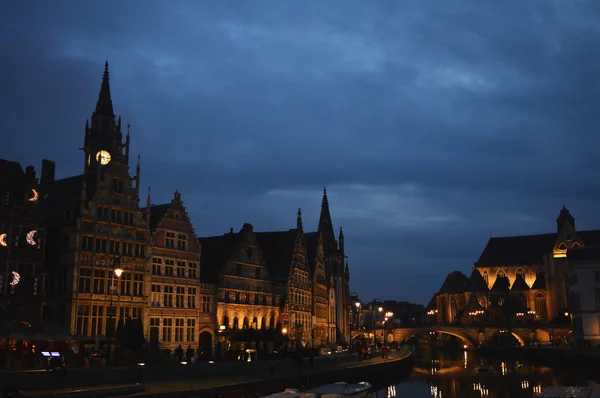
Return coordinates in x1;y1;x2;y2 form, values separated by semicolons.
395;328;476;348
488;330;525;347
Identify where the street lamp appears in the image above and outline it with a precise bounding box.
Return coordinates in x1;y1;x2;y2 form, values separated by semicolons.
370;298;383;345
107;254;123;365
350;292;361;349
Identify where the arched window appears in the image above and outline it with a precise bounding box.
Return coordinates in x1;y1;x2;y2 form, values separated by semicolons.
558;242;567;250
573;242;581;248
478;295;488;309
233;317;239;329
450;297;458;324
516;269;525;279
482;271;489;287
270;313;276;329
252;317;258;329
260;316;266;329
222;315;229;329
535;293;547;322
243;316;249;329
497;270;506;278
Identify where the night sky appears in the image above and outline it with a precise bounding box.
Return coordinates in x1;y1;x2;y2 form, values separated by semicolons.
1;1;599;306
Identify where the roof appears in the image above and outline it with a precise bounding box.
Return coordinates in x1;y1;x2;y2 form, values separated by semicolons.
511;274;530;291
531;272;545;290
476;230;600;266
490;276;510;293
467;270;489;293
438;271;469;294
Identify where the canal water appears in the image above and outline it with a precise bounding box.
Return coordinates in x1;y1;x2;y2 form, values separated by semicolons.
370;346;598;398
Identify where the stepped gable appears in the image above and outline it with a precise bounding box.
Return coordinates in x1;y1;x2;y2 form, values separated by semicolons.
531;272;546;290
438;271;469;294
467;269;489;293
511;274;530;291
490;276;510;293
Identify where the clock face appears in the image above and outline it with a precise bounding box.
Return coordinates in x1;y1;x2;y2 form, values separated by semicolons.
96;150;112;165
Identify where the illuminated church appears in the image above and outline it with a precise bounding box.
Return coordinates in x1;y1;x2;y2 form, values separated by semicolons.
433;206;598;325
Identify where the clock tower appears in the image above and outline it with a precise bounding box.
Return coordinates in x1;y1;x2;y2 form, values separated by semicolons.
45;62;151;344
82;61;135;198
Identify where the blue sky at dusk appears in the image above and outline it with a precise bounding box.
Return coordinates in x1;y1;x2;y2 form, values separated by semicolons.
1;1;600;305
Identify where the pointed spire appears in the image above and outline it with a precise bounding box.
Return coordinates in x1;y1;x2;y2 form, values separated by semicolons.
95;61;115;117
339;226;344;239
136;154;141;188
174;190;181;202
297;208;303;231
318;186;336;253
147;186;151;207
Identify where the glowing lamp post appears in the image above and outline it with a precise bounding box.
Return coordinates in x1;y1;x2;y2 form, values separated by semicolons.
370;299;383;345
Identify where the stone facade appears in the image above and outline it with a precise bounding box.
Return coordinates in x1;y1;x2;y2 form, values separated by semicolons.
145;191;216;353
4;63;352;354
41;63;151;339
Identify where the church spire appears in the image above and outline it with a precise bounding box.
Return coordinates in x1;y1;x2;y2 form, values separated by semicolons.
297;208;303;232
94;61;114;117
318;187;336;253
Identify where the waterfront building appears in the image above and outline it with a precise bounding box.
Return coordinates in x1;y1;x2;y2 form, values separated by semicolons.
3;63;353;354
42;62;151;337
0;160;47;323
145;191;216;353
431;207;600;326
566;245;600;346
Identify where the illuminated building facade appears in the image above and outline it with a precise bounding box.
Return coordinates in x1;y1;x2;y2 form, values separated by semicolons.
433;207;600;326
145;191;216;352
42;63;151;336
0;160;47;323
199;190;350;348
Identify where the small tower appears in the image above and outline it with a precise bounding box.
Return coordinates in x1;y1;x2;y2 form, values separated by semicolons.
297;208;303;232
557;205;575;232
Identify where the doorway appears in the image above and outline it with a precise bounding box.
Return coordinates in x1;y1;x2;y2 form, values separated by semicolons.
199;331;213;359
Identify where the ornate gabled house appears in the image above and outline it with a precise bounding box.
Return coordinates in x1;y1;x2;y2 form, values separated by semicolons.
144;191;216;353
42;62;151;338
198;222;283;357
0;160;47;323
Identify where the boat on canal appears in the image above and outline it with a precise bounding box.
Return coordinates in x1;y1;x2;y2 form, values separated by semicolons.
536;386;600;397
262;381;372;398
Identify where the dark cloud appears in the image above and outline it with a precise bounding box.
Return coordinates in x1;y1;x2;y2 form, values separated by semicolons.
1;0;599;305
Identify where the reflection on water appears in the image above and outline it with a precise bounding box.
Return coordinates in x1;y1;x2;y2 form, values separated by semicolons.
369;346;593;397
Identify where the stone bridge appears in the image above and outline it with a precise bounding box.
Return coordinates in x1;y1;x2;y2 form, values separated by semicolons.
353;325;570;348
